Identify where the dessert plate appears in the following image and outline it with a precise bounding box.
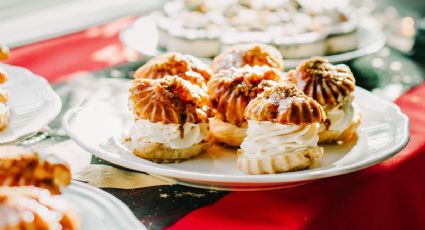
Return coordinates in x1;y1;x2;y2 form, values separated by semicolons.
0;63;62;144
119;16;385;68
62;181;145;230
63;86;409;191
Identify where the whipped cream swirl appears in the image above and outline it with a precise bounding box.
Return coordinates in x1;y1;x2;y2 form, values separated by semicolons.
128;119;209;149
325;94;359;132
240;120;319;158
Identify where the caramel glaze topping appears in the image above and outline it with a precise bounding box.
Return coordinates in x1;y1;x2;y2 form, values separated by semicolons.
130;76;212;124
207;66;283;127
287;57;355;109
245;83;326;125
133;52;212;88
211;43;284;73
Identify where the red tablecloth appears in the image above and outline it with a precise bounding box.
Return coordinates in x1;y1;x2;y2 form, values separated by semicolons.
6;18;425;230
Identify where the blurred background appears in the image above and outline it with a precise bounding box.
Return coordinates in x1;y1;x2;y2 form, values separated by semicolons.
0;0;424;100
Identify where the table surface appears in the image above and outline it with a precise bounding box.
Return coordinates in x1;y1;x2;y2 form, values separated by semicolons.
4;15;425;230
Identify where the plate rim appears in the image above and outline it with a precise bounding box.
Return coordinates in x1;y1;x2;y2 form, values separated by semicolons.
119;15;386;68
63;87;410;184
64;181;145;230
0;63;62;144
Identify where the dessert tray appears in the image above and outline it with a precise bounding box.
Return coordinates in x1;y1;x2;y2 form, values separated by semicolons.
63;85;409;191
0;63;61;144
62;181;145;230
120;15;385;68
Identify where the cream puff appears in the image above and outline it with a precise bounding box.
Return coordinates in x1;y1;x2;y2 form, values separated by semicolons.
287;57;361;143
211;43;284;73
0;145;71;194
126;76;212;162
133;52;212;88
0;186;79;230
207;65;282;147
237;83;326;174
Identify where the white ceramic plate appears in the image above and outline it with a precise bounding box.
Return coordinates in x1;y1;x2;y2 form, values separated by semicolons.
63;86;409;191
0;63;62;144
62;181;145;230
119;16;385;68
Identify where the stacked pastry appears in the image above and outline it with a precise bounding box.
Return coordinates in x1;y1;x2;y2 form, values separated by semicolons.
0;146;79;230
0;44;10;131
288;57;361;143
126;43;362;175
126;53;213;162
207;43;284;146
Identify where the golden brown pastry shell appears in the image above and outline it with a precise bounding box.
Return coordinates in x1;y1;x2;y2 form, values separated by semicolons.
211;43;284;73
207;66;282;127
288;57;355;109
128;139;212;163
245;83;326;125
129;76;212;124
237;147;323;174
133;52;212;87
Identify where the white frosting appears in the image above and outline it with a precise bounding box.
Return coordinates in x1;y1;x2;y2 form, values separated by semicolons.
128;119;209;150
326;95;359;132
240;121;319;159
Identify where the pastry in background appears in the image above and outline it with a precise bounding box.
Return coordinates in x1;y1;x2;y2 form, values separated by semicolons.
126;76;212;162
210;43;284;73
152;0;358;58
309;7;358;54
287;57;361;143
0;186;79;230
0;146;71;194
133;52;212;88
238;83;326;174
207;65;282;147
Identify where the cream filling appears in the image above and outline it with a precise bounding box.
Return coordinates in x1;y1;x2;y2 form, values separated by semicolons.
326;101;359;132
128;119;209;150
240;121;319;159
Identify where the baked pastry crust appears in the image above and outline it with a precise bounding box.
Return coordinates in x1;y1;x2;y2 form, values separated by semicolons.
0;146;71;194
287;57;355;109
129;76;212;124
245;83;326;125
128;139;212;163
237;147;323;174
207;66;282;127
133;52;212;87
211;43;284;73
0;186;79;230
